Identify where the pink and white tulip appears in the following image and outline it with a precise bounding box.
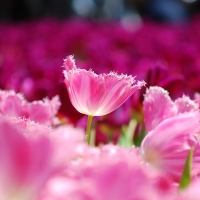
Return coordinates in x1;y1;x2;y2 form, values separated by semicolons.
140;110;200;182
141;86;200;182
63;55;145;116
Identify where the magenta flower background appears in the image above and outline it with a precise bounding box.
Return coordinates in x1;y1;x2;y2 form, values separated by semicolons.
1;16;200;144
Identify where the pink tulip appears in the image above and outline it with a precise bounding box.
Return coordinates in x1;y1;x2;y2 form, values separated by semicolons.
1;115;85;167
143;86;199;132
0;117;55;200
0;90;61;126
0;115;85;200
26;96;61;126
41;144;173;200
63;55;145;116
140;111;200;182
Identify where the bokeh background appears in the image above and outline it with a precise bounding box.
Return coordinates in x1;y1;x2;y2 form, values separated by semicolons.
1;0;200;144
0;0;200;22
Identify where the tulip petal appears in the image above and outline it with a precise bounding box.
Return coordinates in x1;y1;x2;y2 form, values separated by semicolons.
143;86;177;132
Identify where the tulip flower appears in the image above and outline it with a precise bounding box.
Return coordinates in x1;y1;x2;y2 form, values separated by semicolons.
140;111;200;183
143;86;199;132
0;118;54;200
141;86;200;182
63;55;145;144
0;90;61;126
41;144;176;200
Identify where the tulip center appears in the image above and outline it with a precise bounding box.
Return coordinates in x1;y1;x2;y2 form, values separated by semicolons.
143;147;161;169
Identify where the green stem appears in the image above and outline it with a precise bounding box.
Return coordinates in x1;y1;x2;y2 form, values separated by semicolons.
85;115;93;144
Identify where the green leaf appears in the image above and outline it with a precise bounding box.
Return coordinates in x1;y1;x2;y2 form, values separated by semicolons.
118;119;137;148
179;147;194;190
133;123;146;147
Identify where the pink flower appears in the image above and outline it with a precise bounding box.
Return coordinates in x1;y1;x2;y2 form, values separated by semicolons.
143;86;199;132
27;96;61;126
141;85;200;183
0;117;55;200
2;115;85;166
63;55;145;116
41;144;174;200
0;90;61;126
141;87;200;182
140;111;200;182
0;114;85;200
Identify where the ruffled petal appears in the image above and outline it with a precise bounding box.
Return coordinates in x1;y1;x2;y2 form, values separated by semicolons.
143;86;177;132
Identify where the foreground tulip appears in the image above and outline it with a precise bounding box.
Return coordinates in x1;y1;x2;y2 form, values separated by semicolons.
141;87;200;182
0;118;54;200
140;111;200;183
41;144;175;200
63;55;145;143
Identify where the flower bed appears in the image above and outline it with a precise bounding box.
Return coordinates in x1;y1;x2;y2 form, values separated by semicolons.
1;16;200;199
